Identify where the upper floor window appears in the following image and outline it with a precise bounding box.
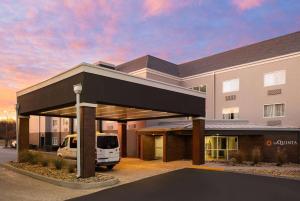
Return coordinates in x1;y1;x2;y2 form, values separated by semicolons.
222;107;239;120
264;70;286;87
191;85;207;93
52;119;58;127
264;103;285;118
223;79;239;93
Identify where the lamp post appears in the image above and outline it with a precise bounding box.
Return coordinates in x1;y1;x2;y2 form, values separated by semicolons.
73;83;82;178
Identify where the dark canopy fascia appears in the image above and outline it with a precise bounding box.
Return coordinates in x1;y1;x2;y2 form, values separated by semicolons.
17;63;205;120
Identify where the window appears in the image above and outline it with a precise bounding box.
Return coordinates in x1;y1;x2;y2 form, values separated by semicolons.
70;137;77;148
97;136;119;149
60;138;68;147
205;136;238;160
52;119;58;127
264;103;285;118
52;137;58;146
62;119;69;126
191;85;207;93
223;79;239;93
264;70;286;87
222;107;239;119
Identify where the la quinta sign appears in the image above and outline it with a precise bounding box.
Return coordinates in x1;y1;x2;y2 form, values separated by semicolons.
266;139;298;147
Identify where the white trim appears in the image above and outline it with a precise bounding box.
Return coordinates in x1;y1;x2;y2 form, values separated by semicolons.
182;51;300;81
130;68;181;82
17;63;205;98
79;103;97;108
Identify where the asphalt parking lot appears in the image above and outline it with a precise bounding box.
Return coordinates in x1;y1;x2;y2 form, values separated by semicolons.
0;146;16;163
69;168;300;201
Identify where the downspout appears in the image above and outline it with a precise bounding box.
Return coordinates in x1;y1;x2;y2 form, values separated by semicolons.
213;71;216;119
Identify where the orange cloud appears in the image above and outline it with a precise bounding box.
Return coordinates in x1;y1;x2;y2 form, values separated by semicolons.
232;0;265;11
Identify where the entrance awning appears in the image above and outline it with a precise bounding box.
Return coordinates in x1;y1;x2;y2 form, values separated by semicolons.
17;63;205;121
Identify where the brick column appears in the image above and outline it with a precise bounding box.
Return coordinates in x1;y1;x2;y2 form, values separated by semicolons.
18;116;30;162
80;107;96;178
118;121;127;157
192;118;205;165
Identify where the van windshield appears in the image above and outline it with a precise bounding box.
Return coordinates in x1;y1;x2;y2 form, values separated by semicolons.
97;136;118;149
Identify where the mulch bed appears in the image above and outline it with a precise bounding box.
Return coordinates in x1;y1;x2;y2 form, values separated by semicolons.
9;162;114;183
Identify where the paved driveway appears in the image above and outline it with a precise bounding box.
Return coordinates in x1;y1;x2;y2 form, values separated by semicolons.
69;168;300;201
0;146;16;163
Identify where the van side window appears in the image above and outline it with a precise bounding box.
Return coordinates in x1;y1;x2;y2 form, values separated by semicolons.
61;138;68;148
70;137;77;148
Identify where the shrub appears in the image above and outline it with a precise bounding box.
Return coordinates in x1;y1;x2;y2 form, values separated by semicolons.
251;147;262;165
41;159;49;167
230;151;245;164
19;151;31;163
229;157;237;166
68;164;76;173
276;148;287;166
54;158;64;170
19;151;40;165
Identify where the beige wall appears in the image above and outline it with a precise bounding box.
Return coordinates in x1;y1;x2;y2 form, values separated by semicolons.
139;53;300;127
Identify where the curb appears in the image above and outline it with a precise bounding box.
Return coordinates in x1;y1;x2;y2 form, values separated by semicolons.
224;169;300;181
190;165;225;171
0;163;119;189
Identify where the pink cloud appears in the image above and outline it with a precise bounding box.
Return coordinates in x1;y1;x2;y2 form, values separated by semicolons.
232;0;265;11
143;0;193;17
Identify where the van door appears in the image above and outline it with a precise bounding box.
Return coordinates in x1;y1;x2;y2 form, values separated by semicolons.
154;136;163;160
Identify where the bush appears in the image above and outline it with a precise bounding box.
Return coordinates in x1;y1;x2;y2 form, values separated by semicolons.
19;151;31;163
54;158;64;170
19;151;40;165
40;159;49;167
276;148;287;166
230;151;245;164
68;164;76;173
251;147;262;165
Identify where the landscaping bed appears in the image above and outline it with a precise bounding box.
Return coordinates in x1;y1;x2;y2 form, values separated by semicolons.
9;161;114;183
206;161;300;180
4;151;119;189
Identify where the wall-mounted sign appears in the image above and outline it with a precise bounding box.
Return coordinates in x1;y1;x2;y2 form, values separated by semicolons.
265;139;298;146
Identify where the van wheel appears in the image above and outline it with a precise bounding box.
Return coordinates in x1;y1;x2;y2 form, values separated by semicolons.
107;165;115;170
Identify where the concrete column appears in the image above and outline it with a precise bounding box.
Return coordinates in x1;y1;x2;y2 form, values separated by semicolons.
18;116;30;162
118;121;127;157
80;107;96;178
192;118;205;165
69;118;74;134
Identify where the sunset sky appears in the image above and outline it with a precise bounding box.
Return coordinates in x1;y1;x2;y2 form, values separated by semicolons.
0;0;300;118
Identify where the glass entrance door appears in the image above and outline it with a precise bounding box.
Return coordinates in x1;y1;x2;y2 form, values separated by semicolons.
205;136;238;161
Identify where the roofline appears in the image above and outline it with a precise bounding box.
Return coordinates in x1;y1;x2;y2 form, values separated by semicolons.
138;127;300;132
126;51;300;81
17;62;205;98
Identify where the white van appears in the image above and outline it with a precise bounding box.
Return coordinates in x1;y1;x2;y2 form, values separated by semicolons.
57;133;120;170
